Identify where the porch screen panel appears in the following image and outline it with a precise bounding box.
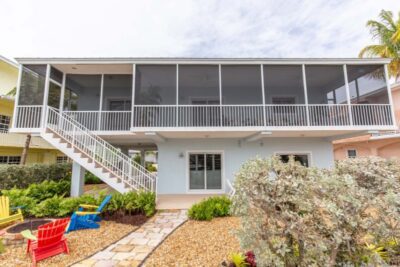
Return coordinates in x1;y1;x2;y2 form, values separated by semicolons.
64;75;101;130
178;65;219;105
346;65;389;104
221;65;262;104
101;74;132;131
346;65;391;125
263;65;306;126
18;65;47;105
48;82;61;108
64;74;101;111
305;65;349;126
135;65;176;105
263;65;305;104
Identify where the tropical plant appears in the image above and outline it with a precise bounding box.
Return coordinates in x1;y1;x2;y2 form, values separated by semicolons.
359;10;400;81
229;253;248;267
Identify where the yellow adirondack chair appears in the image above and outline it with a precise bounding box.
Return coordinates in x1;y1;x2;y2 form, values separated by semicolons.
0;196;23;227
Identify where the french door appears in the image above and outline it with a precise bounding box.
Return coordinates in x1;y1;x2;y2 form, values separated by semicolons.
189;153;222;191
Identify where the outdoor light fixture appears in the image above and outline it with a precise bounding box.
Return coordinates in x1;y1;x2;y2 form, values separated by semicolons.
179;152;184;158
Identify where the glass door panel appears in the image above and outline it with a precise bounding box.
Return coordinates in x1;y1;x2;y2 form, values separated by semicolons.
206;154;222;189
189;154;205;189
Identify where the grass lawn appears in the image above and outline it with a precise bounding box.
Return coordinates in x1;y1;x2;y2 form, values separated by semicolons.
144;216;240;266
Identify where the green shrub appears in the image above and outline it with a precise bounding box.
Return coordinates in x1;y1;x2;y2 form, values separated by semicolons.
231;156;400;266
84;172;103;184
0;163;72;190
188;196;231;221
2;179;156;218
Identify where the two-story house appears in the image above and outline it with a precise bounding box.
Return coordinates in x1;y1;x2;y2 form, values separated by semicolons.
10;58;396;208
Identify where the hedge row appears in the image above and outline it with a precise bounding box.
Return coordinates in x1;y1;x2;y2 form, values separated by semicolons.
0;163;72;190
0;163;104;190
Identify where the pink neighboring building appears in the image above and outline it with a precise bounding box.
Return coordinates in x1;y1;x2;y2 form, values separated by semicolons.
334;83;400;160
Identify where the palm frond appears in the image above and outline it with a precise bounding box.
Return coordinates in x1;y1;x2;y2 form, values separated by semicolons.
359;45;388;58
379;10;396;30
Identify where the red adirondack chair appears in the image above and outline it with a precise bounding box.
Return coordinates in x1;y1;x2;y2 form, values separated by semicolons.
21;218;70;267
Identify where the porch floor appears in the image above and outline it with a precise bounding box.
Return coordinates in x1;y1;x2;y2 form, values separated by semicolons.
156;194;225;210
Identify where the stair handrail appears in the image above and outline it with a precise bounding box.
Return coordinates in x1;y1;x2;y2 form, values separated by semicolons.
44;106;156;192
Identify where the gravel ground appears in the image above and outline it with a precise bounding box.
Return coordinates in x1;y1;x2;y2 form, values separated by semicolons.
0;221;137;267
144;216;241;267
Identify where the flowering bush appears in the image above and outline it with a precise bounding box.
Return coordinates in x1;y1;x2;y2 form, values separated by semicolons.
231;156;400;266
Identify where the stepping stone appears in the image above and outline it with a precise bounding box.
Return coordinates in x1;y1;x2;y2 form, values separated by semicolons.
130;237;149;245
112;252;136;261
112;244;135;252
92;251;116;260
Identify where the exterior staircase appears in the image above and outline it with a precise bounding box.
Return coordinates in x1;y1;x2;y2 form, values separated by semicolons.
41;107;156;193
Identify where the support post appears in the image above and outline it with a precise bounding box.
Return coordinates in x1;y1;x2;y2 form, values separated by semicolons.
41;64;51;128
384;64;397;126
302;64;310;126
343;65;353;126
71;162;85;197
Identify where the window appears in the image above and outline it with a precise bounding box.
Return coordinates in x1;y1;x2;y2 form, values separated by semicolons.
0;156;21;165
347;149;357;158
189;153;222;190
56;156;70;164
277;153;310;167
0;115;11;132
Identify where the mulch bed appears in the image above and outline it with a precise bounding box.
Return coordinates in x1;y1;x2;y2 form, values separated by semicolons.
144;216;241;267
0;219;147;267
103;213;148;226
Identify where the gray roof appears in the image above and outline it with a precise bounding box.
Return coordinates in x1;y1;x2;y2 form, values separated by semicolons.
15;57;391;64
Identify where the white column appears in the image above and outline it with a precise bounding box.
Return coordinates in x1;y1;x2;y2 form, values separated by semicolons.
384;64;397;126
71;162;85;197
12;64;23;129
302;64;310;126
218;64;223;126
131;64;136;130
260;64;267;127
59;73;66;111
98;74;104;131
343;64;353;125
176;64;179;127
40;64;51;128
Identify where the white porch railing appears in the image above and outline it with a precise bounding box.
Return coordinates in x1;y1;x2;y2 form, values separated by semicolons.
14;105;43;129
14;104;394;131
45;107;156;192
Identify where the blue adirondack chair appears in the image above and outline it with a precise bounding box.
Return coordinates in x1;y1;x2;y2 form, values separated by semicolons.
67;195;112;233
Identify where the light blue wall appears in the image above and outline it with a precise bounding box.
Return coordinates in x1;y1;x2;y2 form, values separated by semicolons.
157;137;334;194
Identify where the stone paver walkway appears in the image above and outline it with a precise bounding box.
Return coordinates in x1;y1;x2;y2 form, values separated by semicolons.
72;210;187;267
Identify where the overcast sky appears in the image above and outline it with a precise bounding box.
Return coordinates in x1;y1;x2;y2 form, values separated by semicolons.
1;0;399;60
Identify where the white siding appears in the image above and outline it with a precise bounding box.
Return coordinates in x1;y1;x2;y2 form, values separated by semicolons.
157;137;334;194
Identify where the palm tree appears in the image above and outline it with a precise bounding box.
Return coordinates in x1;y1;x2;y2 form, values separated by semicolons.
359;10;400;81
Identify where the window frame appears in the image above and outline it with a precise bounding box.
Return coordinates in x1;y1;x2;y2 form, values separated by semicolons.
274;151;312;167
347;149;357;158
0;114;11;133
0;156;21;165
186;150;225;194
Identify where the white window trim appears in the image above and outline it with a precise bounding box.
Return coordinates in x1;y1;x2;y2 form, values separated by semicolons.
186;150;225;194
274;151;313;167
